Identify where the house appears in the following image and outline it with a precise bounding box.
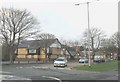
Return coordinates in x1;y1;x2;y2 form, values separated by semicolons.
61;45;80;60
16;39;66;63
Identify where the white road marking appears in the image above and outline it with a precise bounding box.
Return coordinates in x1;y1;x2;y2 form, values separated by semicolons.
8;75;14;78
2;75;31;80
16;67;32;68
42;76;62;82
0;71;31;80
0;71;11;74
16;66;72;70
33;66;71;70
16;67;23;68
32;66;48;69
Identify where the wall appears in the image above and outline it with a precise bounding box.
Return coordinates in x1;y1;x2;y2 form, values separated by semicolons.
18;48;27;55
50;40;61;48
17;48;27;59
52;48;61;54
39;48;45;60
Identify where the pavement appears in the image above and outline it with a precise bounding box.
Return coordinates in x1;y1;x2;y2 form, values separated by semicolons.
1;61;119;80
0;71;31;80
1;61;85;69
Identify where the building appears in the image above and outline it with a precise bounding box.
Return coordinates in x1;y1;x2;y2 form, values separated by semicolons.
61;45;80;60
16;39;66;63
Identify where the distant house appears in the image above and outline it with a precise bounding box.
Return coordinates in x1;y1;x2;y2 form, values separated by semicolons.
61;45;80;60
16;39;66;63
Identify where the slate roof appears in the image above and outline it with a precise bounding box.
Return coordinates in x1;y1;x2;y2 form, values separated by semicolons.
61;45;77;56
61;45;76;51
18;39;58;49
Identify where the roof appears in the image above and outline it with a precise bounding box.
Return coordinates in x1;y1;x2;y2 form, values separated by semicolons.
18;39;58;49
61;44;77;56
61;45;76;51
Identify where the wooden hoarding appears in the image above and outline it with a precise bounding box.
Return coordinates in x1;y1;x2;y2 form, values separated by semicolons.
18;48;27;55
17;55;26;58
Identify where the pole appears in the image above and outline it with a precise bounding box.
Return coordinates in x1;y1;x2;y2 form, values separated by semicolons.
75;0;99;67
87;2;91;67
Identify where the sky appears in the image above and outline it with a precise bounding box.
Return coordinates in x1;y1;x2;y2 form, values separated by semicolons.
0;0;119;41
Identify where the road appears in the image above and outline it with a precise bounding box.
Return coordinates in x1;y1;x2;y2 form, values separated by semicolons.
1;61;119;81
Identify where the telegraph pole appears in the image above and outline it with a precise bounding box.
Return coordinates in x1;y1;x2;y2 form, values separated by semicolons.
75;0;99;67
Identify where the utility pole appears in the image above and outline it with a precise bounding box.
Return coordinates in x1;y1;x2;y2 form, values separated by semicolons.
75;0;99;67
87;2;91;67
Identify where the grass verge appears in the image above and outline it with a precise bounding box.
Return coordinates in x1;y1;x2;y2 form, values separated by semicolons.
74;60;118;72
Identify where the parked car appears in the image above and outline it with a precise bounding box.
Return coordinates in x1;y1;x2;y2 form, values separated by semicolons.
93;55;105;63
105;58;111;62
79;57;88;63
54;57;67;67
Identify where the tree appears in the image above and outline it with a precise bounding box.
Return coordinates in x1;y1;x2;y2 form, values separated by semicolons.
111;32;120;48
60;38;68;45
60;38;81;47
83;27;106;57
0;8;40;64
35;33;56;40
101;38;117;54
34;33;56;63
98;32;119;59
110;32;120;59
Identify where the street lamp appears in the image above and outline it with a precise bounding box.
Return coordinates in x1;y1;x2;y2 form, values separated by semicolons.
75;0;99;67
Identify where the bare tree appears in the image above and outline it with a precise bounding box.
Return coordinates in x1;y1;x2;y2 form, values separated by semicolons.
100;38;110;48
35;33;56;40
83;27;106;57
0;8;40;64
60;38;68;45
99;37;118;57
34;33;56;63
110;32;120;59
60;38;80;47
111;32;120;48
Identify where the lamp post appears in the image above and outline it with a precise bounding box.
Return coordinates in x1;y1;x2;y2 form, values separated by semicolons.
75;0;99;67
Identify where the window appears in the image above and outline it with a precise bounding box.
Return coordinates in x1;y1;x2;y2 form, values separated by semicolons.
56;58;64;61
29;49;36;54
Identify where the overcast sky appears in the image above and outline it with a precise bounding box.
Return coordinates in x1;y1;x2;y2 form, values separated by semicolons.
0;0;119;41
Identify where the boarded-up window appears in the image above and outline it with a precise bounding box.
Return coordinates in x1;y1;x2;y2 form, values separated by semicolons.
51;55;57;58
18;48;27;54
34;55;39;58
52;48;61;54
17;55;26;58
27;55;32;58
39;55;45;58
40;48;45;54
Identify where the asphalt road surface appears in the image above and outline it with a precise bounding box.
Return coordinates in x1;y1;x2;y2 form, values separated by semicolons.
1;62;119;81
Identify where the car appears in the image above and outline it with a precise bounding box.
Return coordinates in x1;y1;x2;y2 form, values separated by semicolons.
93;58;101;62
54;57;67;67
93;55;105;63
79;57;88;63
105;58;111;62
